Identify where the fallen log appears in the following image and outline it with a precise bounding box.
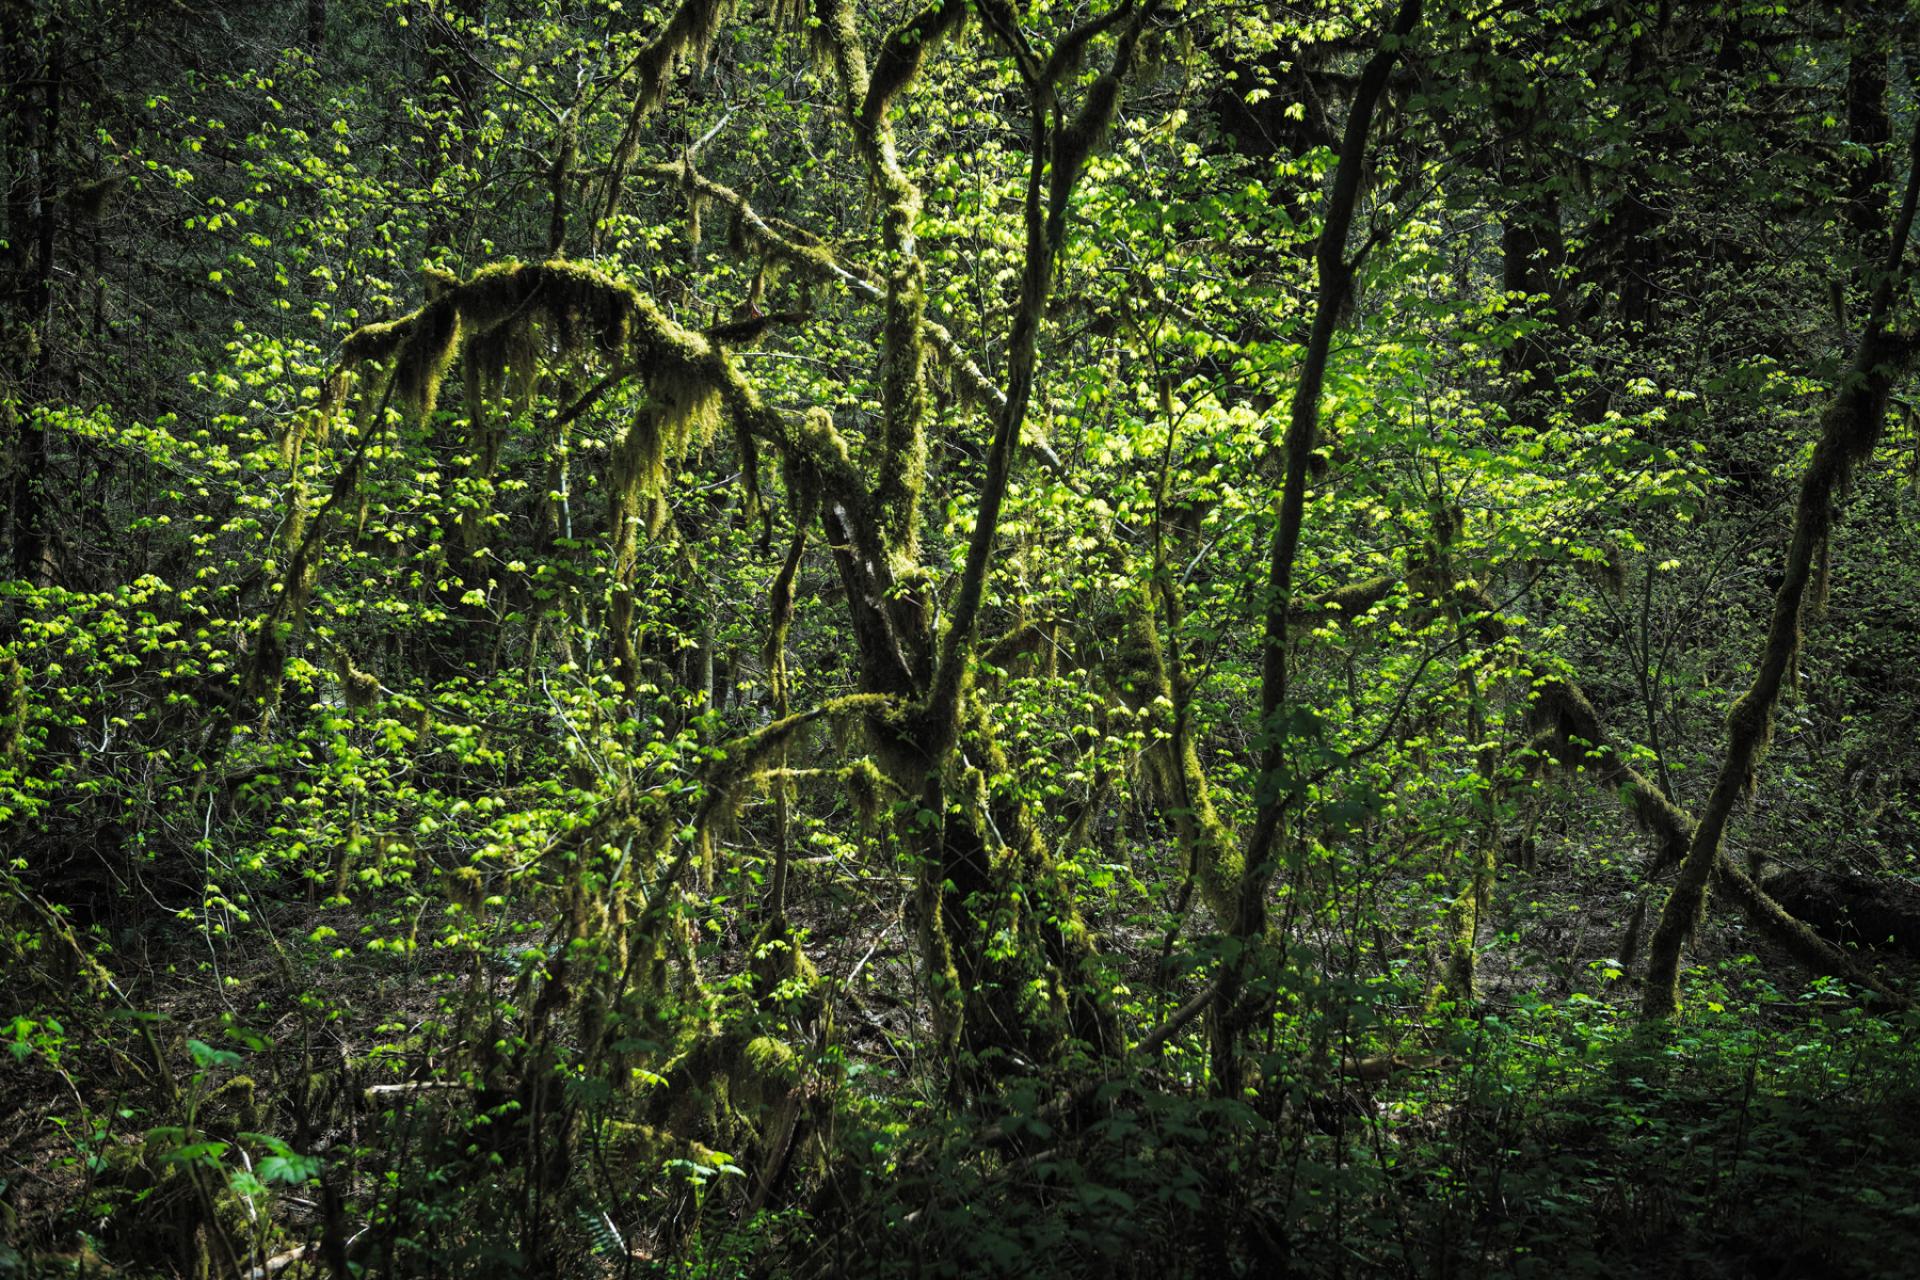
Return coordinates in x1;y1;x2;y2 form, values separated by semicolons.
1760;867;1920;956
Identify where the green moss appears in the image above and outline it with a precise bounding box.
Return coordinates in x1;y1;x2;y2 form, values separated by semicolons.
421;264;460;300
861;0;967;136
1309;575;1399;625
614;0;733;136
796;406;849;466
210;1075;263;1131
872;268;930;556
844;756;892;831
335;652;381;710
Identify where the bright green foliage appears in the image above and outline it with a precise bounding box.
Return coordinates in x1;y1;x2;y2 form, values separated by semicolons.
2;0;1919;1277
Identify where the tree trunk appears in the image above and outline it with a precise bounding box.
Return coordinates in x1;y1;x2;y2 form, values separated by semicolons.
1225;0;1421;1090
1641;108;1920;1017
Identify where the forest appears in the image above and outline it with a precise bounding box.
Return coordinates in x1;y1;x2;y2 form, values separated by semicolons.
4;0;1920;1275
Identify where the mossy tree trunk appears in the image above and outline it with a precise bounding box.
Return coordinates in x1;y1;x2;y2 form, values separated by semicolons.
1641;114;1920;1013
1223;0;1421;1092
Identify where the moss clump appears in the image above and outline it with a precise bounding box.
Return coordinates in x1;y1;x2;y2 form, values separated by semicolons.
334;651;381;709
843;756;892;832
749;918;821;1021
210;1075;264;1131
1306;575;1399;626
421;264;460;300
796;406;851;470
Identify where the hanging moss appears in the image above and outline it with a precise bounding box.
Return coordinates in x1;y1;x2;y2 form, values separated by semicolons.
656;365;725;457
662;162;853;294
275;415;303;470
250;262;740;715
457;358;504;564
334;651;382;710
981;617;1063;675
763;519;809;711
1810;530;1833;614
735;418;768;549
330;261;723;437
1138;20;1194;81
861;0;967;138
619;406;667;512
597;0;736;233
687;186;709;248
65;172;124;222
774;0;855;76
1051;71;1123;211
843;757;895;833
1595;541;1628;597
467;311;541;416
603;373;724;543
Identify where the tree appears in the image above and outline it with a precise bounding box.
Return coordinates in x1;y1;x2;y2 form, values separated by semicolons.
5;1;1920;1274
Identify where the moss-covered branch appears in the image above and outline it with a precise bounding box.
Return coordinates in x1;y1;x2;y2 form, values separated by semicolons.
788;0;967;560
652;161;1021;436
597;0;736;237
1275;567;1901;1004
